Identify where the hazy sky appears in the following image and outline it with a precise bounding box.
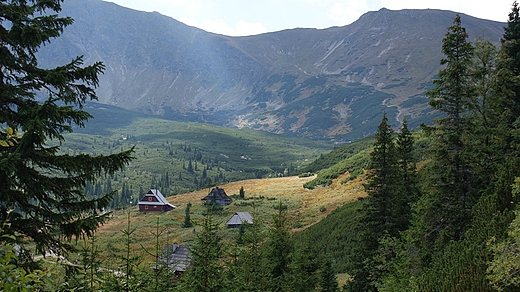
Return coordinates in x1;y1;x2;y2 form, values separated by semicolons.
106;0;514;36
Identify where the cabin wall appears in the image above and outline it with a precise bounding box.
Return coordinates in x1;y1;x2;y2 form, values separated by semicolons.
139;204;164;212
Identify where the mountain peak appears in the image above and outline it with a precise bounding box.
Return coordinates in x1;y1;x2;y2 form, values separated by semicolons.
39;2;505;141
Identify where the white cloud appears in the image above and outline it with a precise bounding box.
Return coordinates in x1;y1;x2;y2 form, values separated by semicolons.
109;0;514;36
235;21;268;36
177;17;199;28
329;0;374;25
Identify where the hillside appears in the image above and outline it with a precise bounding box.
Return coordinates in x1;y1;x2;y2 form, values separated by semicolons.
59;102;332;207
37;0;505;141
95;173;367;262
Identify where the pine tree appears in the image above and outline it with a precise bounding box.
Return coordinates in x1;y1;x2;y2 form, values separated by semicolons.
74;234;103;291
239;186;245;199
289;240;321;292
502;1;520;122
320;257;339;292
102;213;143;292
264;202;293;291
183;202;193;228
181;211;226;292
468;40;511;182
231;211;269;292
0;0;133;257
422;14;476;247
394;119;418;232
363;113;398;241
347;113;398;291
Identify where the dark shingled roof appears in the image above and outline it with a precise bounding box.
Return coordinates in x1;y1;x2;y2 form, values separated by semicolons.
201;187;232;206
156;243;190;273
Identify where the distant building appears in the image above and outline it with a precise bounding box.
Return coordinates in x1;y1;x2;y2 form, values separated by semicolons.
226;212;253;228
154;243;191;275
138;189;175;212
201;187;232;206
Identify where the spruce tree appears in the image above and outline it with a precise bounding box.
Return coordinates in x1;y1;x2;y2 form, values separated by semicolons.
289;240;321;292
229;212;269;292
468;40;511;180
499;1;520;171
422;14;476;247
72;234;103;291
394;119;418;232
0;0;133;257
502;1;520;122
239;186;245;199
181;211;226;292
362;112;398;241
380;13;520;291
347;113;398;292
183;202;193;228
320;256;339;292
264;202;293;291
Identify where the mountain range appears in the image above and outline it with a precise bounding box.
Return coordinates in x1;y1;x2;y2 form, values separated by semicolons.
38;0;505;141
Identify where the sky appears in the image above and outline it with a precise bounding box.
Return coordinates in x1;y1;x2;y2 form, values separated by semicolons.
106;0;514;36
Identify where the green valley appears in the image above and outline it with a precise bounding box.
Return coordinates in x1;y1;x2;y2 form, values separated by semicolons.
62;102;332;208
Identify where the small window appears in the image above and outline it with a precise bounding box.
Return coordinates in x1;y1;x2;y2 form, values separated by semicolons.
148;197;152;201
144;205;148;210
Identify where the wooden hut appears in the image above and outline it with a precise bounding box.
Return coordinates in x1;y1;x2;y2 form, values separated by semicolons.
201;187;232;206
155;243;190;275
226;212;253;228
138;189;175;212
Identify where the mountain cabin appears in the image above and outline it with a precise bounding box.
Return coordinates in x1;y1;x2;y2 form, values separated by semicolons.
226;212;253;228
154;243;190;275
138;189;176;212
201;187;232;206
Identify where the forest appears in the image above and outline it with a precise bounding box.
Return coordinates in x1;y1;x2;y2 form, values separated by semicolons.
340;5;520;290
3;0;520;291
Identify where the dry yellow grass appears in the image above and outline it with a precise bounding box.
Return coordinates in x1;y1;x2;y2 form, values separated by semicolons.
94;173;366;262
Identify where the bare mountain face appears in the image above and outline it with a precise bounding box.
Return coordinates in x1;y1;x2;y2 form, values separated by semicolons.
38;0;505;141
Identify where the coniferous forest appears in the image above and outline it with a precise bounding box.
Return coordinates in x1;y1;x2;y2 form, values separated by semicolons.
4;0;520;291
342;7;520;290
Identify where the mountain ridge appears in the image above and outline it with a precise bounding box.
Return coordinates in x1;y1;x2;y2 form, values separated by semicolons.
38;0;506;141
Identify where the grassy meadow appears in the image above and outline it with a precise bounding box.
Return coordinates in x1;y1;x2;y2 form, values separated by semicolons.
53;102;376;272
91;172;367;265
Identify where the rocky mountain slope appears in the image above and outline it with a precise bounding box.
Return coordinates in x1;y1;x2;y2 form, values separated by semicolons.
38;0;505;141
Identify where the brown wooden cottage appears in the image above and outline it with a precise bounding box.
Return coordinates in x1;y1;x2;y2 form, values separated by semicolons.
154;243;190;275
201;187;232;206
226;212;253;228
138;189;175;212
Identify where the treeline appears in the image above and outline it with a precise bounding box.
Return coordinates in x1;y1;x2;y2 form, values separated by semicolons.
307;6;520;291
82;136;296;209
82;142;246;210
